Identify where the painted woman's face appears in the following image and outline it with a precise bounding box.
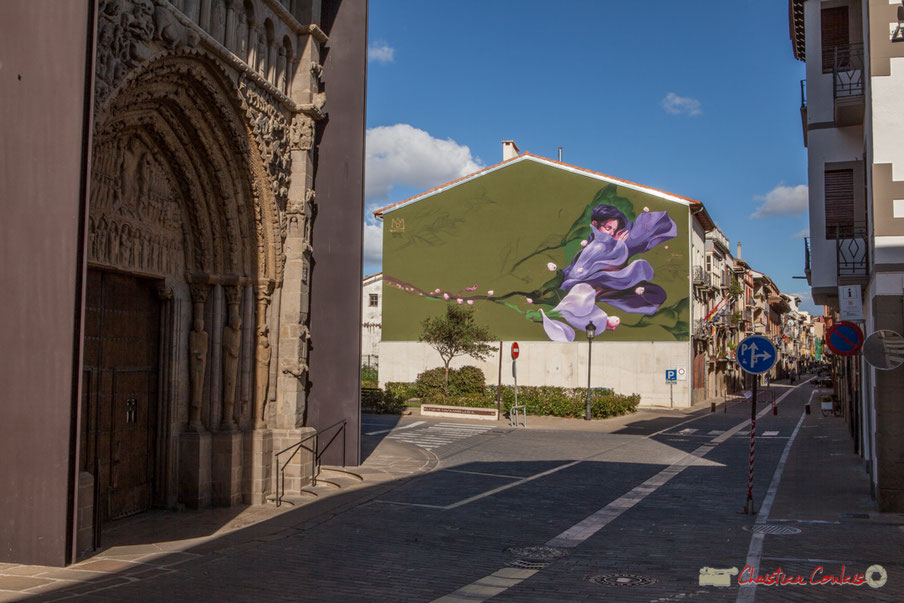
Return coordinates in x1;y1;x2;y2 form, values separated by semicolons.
598;218;620;237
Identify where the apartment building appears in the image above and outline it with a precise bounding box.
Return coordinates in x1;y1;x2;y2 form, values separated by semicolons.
790;0;904;510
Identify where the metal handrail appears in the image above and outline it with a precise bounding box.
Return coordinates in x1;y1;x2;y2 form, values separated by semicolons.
274;419;347;507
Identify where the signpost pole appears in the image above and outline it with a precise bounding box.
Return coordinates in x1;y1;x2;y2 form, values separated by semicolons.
496;341;503;418
746;376;757;514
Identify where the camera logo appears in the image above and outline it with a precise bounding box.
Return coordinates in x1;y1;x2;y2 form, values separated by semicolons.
699;567;739;587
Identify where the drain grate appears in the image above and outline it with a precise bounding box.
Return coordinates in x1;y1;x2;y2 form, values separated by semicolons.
743;524;802;535
507;559;551;569
589;574;657;587
503;545;569;560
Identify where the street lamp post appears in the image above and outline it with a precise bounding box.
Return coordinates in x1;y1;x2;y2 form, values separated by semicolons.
585;320;596;420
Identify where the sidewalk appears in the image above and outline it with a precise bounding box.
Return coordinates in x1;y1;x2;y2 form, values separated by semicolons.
0;436;438;602
752;392;904;601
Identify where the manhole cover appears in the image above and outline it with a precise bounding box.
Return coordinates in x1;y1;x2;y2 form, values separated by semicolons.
507;559;551;569
743;525;801;535
503;545;569;560
589;574;657;587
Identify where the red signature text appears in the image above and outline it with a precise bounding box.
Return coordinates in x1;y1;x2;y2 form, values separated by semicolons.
738;565;867;586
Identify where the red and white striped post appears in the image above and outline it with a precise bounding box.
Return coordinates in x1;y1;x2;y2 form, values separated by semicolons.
744;378;758;514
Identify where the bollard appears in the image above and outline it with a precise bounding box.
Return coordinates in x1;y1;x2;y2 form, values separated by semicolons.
711;401;716;413
805;402;811;415
773;401;777;415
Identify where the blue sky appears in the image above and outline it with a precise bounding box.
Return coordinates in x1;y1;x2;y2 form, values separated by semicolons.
364;1;816;313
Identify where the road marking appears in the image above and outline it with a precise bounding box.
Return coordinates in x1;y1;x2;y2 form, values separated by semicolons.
708;430;725;435
385;423;495;450
736;411;806;603
762;431;779;437
433;383;809;602
365;421;426;436
679;428;698;434
444;469;522;479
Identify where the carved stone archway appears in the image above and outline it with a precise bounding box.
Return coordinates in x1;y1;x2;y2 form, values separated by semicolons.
86;51;284;511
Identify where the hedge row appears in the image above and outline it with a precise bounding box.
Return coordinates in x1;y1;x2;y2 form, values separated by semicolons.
363;382;639;419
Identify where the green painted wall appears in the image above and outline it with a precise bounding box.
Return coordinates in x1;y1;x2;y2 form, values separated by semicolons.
382;159;690;342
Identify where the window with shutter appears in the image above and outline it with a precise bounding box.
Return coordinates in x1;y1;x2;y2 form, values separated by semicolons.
821;6;849;73
825;169;854;239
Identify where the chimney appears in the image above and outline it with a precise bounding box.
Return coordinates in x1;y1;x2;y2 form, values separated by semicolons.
737;242;742;260
502;140;520;161
557;146;563;162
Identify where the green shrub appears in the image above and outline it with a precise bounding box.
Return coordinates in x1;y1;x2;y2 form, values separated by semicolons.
361;364;379;384
450;365;486;395
384;382;417;405
415;367;448;399
484;385;639;419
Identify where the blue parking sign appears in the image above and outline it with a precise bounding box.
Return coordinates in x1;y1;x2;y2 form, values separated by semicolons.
666;369;677;382
737;335;777;374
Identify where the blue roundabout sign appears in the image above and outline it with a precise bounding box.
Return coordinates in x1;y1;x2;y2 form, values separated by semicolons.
736;335;778;375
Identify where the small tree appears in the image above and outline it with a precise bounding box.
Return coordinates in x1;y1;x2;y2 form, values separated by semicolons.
419;304;496;397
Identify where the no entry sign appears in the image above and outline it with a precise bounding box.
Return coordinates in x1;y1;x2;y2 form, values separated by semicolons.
826;321;864;356
511;342;520;359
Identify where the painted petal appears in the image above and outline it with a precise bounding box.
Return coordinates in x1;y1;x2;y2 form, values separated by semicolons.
467;300;474;305
547;262;557;271
635;286;645;295
456;298;463;304
580;240;588;247
607;316;621;330
540;309;575;342
443;293;450;300
526;297;533;304
487;290;494;295
552;283;608;331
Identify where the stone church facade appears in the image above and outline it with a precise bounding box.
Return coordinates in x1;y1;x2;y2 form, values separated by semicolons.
1;0;366;565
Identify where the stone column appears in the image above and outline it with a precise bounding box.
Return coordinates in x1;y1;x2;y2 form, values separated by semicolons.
237;12;248;62
224;0;238;53
221;285;242;431
199;0;212;33
208;284;224;430
253;283;273;429
188;283;209;432
275;114;315;430
276;46;287;94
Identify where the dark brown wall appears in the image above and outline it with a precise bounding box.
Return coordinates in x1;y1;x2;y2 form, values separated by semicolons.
0;1;94;565
308;0;367;465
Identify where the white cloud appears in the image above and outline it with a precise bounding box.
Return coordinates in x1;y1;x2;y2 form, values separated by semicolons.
363;219;382;268
365;124;483;201
368;42;395;64
751;184;809;218
792;227;810;239
661;92;702;116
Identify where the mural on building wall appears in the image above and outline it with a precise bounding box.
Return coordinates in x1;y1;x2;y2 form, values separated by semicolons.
381;160;691;342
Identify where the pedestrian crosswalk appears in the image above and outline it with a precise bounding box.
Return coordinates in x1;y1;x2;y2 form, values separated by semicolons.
385;422;495;450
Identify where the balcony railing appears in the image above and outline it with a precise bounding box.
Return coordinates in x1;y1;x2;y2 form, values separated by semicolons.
692;266;712;288
834;222;869;279
834;44;864;100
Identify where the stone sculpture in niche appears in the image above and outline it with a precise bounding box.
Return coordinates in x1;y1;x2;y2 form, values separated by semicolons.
221;287;242;431
188;284;209;431
253;286;272;429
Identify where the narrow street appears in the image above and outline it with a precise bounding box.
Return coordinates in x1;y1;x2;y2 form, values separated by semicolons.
5;376;900;602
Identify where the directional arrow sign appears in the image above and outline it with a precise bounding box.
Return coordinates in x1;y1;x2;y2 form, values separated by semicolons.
737;334;777;375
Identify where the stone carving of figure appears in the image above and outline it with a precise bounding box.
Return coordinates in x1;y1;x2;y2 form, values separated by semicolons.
253;289;271;429
188;286;209;431
220;296;242;431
